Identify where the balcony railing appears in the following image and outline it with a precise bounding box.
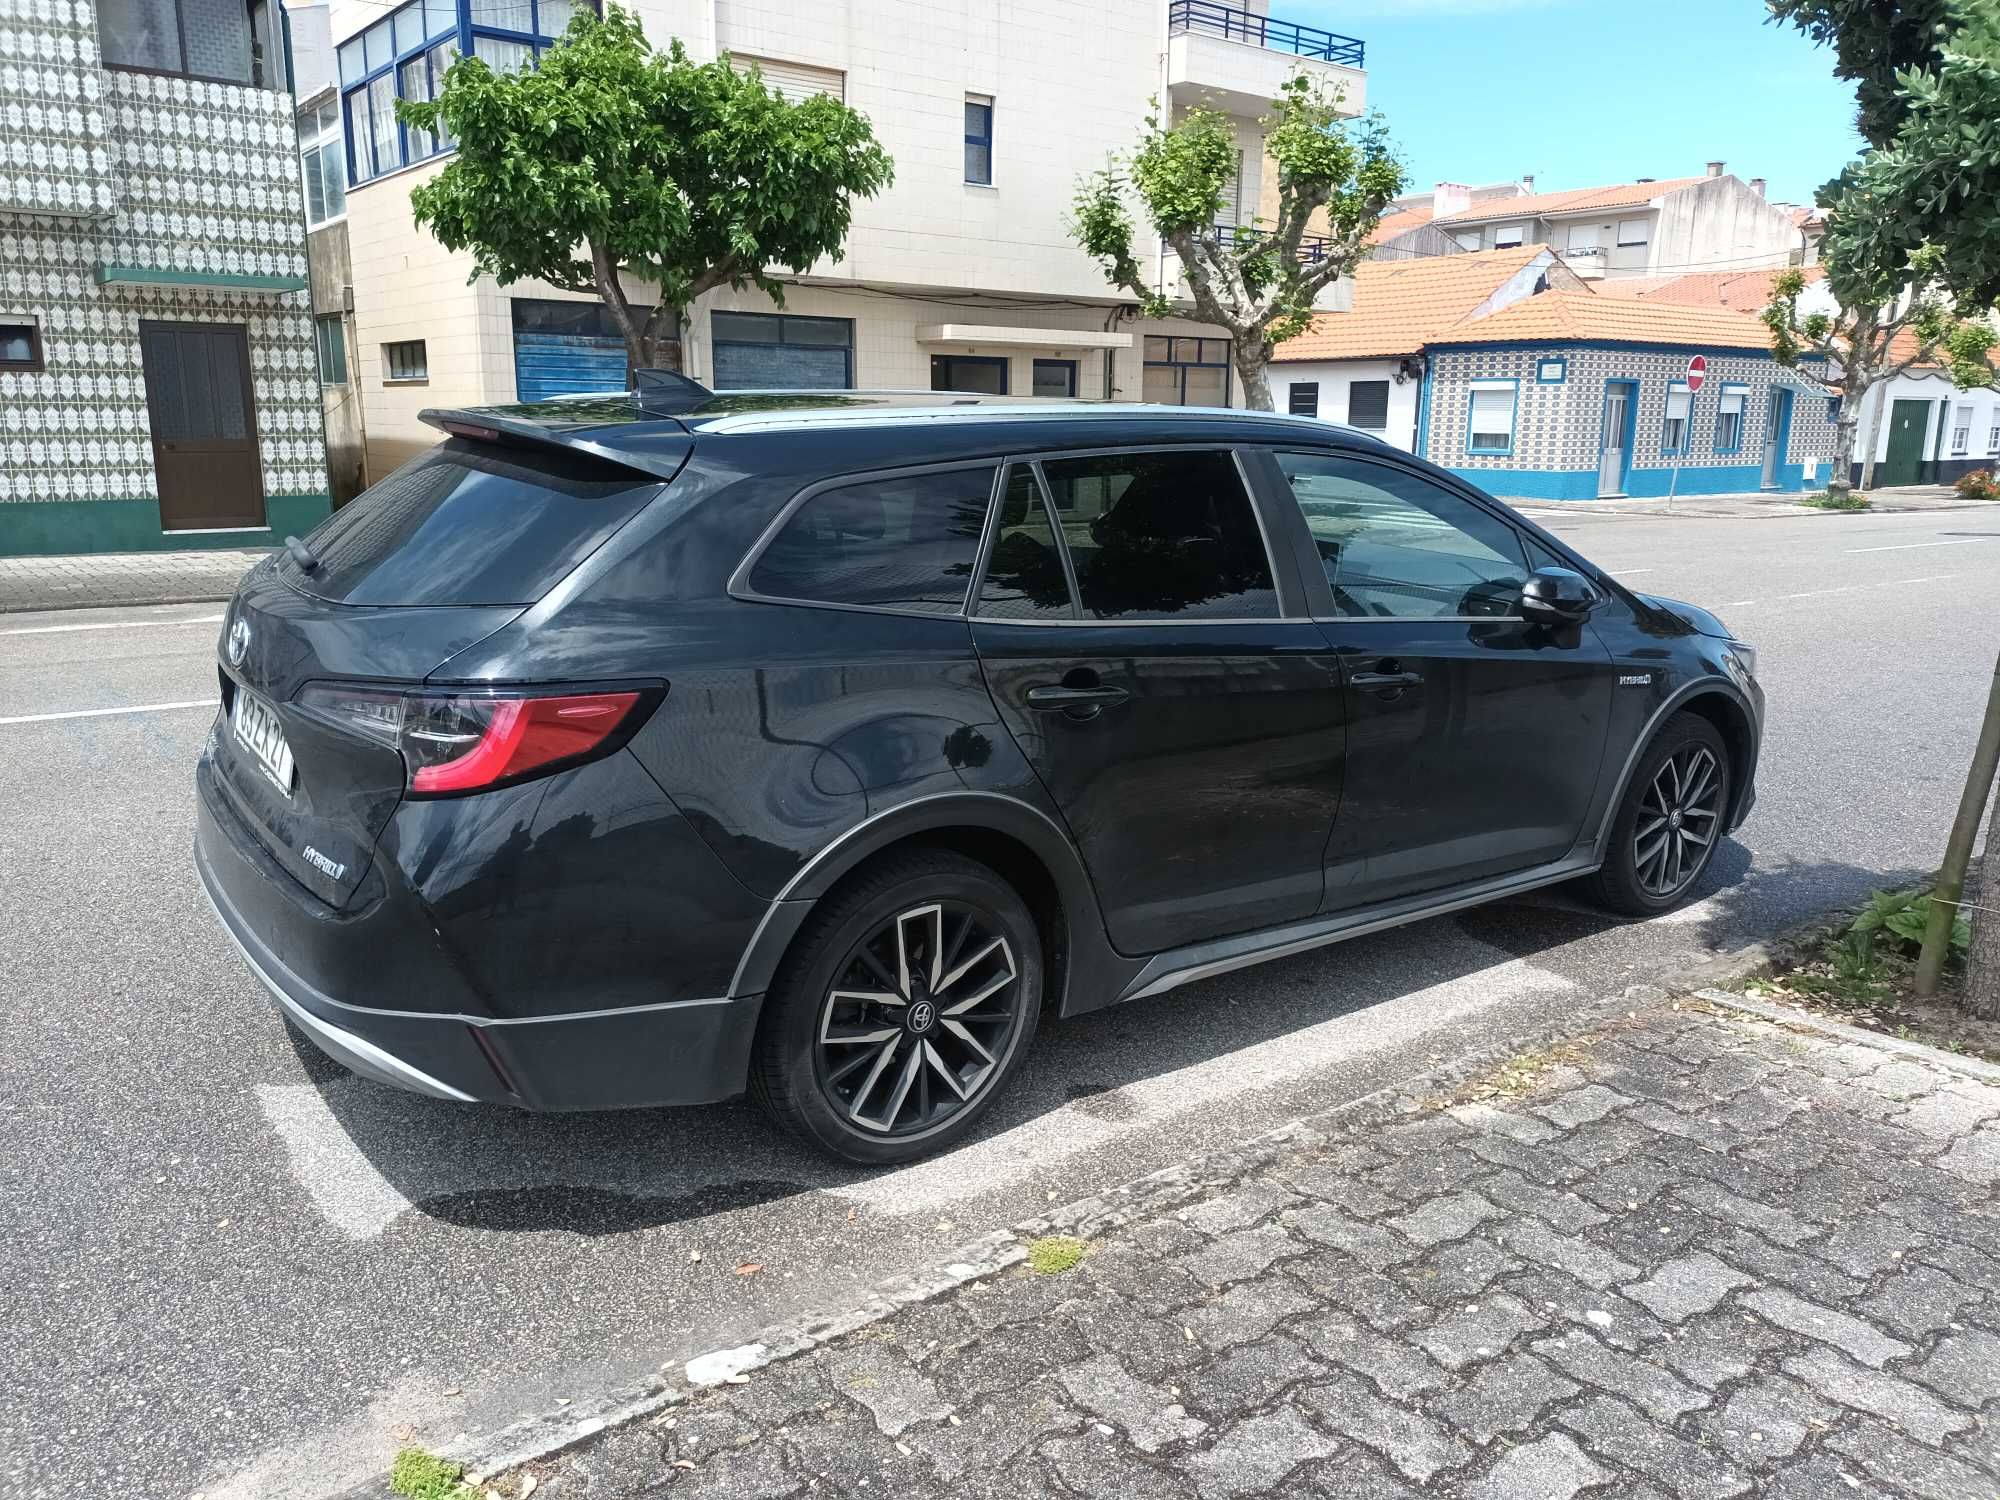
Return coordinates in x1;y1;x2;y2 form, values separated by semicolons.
1215;223;1334;265
1168;0;1366;67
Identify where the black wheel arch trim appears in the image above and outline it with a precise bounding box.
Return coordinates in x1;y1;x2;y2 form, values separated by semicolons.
726;790;1143;1017
1588;675;1759;857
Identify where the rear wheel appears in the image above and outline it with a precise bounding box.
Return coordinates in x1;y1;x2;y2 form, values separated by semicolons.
1587;713;1731;916
750;849;1042;1165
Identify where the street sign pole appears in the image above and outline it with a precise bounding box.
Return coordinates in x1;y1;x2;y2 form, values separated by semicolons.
1670;355;1708;509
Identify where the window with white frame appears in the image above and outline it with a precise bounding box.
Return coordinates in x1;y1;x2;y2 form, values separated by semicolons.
1452;230;1481;252
1493;223;1525;248
1616;217;1651;248
1989;410;1999;454
1467;381;1516;454
299;98;347;228
1565;223;1600;253
1715;387;1746;452
1662;381;1692;453
1952;402;1972;454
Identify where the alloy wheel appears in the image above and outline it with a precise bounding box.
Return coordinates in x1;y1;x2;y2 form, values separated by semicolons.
1633;744;1722;899
813;902;1021;1136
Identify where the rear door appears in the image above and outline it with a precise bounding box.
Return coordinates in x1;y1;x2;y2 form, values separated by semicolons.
971;449;1345;955
1261;449;1616;908
139;321;265;531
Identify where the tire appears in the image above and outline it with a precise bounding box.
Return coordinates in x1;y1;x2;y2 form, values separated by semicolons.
1587;712;1732;917
750;848;1043;1166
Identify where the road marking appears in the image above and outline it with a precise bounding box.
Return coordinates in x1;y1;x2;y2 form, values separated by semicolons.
1716;573;1959;611
1843;537;1998;553
0;613;221;637
0;698;215;726
1612;569;1655;577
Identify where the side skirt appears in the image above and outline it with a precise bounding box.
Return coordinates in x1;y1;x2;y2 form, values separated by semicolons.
1118;855;1603;1003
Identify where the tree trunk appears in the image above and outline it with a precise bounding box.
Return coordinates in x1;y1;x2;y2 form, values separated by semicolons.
1233;342;1275;411
1826;407;1859;496
1969;803;2000;1020
1859;383;1885;492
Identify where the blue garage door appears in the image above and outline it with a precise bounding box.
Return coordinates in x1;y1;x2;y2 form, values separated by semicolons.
711;311;853;389
512;299;667;403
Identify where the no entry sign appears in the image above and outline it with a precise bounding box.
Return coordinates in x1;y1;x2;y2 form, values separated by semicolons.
1685;354;1707;392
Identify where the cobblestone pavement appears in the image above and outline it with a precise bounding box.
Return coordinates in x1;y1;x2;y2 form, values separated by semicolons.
0;548;265;612
509;1006;2000;1500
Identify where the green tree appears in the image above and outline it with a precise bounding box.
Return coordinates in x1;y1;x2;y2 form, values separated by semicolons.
1766;0;1963;144
399;7;892;374
1070;77;1402;411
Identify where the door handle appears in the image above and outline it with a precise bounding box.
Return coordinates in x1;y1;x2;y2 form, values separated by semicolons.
1350;668;1423;694
1026;685;1131;711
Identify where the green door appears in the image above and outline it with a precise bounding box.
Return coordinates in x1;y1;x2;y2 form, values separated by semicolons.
1881;399;1930;487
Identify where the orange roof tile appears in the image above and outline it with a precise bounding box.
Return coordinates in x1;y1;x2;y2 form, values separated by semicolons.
1602;265;1824;313
1432;177;1703;226
1366;205;1435;245
1434;291;1778;350
1272;245;1550;362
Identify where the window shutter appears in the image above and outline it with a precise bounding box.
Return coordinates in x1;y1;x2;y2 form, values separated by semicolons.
1216;150;1243;229
1346;380;1390;429
1288;383;1319;418
730;54;845;103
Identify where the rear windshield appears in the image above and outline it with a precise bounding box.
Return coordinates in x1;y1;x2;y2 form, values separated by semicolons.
284;440;663;606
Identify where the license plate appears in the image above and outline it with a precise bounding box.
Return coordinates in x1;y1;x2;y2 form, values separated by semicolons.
232;688;296;797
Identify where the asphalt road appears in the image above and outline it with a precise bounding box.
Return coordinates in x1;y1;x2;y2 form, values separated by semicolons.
5;504;1998;1500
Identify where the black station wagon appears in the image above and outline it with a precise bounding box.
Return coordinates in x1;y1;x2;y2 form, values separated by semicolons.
195;382;1763;1164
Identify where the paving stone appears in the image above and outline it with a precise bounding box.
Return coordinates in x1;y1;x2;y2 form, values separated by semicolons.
1856;1262;1984;1340
1038;1430;1195;1500
1708;1083;1811;1136
1302;1455;1424;1499
1556;1393;1752;1499
1742;1288;1912;1368
1449;1102;1563;1145
1177;1181;1304;1236
1080;1243;1209;1315
1622;1251;1758;1323
1659;1310;1796;1390
1782;1347;1975;1445
1673;1181;1816;1248
1531;1330;1708;1421
903;1383;1082;1483
1573;1156;1684;1212
1286;1250;1430;1333
1556;1119;1657;1173
1500;1266;1673;1352
1715;1229;1868;1305
1181;1406;1342;1500
1463;1432;1612;1500
1180;1334;1325;1421
1294;1371;1472;1483
1908;1327;2000;1405
1426;1352;1579;1445
1463;1130;1595;1184
1069;1290;1210;1380
1476;1169;1610;1234
1178;1225;1305;1287
1627;1101;1747;1152
720;1354;842;1428
943;1317;1095;1402
1534;1083;1632;1128
1762;1453;1875;1498
1181;1278;1316;1351
1053;1353;1207;1454
1282;1204;1413;1269
660;1404;758;1463
1401;1235;1521;1305
655;1440;799;1500
781;1403;922;1494
1292;1311;1449;1401
1937;1130;2000;1186
829;1343;956;1436
1696;1374;1835;1463
1587;1202;1713;1266
1387;1191;1503;1248
1361;1147;1497;1203
1494;1219;1638;1290
1857;1058;1947;1101
1825;1417;2000;1500
1409;1293;1546;1371
1895;1089;2000;1138
1818;1216;1929;1278
1271;1162;1402;1218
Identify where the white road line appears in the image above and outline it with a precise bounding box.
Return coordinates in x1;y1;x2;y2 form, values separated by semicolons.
1717;572;1960;611
0;698;215;726
1844;537;1998;554
1612;569;1655;577
0;613;221;637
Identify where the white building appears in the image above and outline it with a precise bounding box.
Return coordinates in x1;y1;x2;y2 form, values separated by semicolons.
322;0;1369;477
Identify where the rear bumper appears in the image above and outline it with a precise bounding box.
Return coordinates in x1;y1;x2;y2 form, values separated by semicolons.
195;766;765;1111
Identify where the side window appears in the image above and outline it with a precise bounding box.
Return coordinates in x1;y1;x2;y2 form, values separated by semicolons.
1038;450;1279;621
977;466;1075;620
746;466;994;615
1275;452;1530;620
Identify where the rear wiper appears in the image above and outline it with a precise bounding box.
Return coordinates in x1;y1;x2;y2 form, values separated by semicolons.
284;535;322;574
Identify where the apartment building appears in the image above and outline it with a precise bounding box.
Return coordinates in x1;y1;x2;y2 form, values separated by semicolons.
0;0;329;555
325;0;1369;476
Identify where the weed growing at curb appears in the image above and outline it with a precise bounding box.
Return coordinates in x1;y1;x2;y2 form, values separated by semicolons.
1026;1235;1088;1274
1801;489;1871;510
1449;1038;1594;1105
390;1448;479;1500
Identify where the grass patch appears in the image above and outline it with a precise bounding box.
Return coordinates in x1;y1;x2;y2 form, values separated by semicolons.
1452;1039;1594;1105
1800;489;1871;510
1026;1235;1088;1275
390;1449;479;1500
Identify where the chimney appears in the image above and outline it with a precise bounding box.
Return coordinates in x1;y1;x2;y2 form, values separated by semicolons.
1432;181;1472;217
1706;160;1725;177
1749;177;1767;197
1520;174;1535;194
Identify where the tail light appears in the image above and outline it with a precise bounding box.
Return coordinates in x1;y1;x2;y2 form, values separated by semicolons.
294;684;661;796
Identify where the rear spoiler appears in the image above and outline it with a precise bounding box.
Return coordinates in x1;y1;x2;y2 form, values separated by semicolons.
419;369;710;483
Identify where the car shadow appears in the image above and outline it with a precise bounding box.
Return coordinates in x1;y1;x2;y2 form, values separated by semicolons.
291;839;1912;1237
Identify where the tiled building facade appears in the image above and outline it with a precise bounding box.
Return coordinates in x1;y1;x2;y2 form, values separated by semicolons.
0;0;329;555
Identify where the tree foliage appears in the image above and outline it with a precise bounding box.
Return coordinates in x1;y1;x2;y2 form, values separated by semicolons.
400;7;892;371
1766;0;1963;144
1071;75;1403;409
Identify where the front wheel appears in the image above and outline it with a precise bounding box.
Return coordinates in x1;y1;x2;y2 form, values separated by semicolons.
1587;713;1731;916
749;849;1043;1166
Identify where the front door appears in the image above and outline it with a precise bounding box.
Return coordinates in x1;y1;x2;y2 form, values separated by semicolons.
1881;399;1931;487
138;321;265;530
1760;387;1793;490
1598;382;1634;497
1266;450;1616;908
971;452;1345;955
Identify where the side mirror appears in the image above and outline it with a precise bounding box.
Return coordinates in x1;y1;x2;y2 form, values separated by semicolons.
1520;566;1600;623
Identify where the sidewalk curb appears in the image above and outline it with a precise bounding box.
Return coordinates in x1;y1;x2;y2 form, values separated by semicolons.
1691;986;2000;1086
0;587;238;615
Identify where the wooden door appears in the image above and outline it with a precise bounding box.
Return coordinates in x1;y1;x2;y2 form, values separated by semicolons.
139;321;266;531
1880;399;1930;487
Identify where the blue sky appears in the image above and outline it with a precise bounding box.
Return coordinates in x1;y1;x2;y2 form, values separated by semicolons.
1291;0;1865;208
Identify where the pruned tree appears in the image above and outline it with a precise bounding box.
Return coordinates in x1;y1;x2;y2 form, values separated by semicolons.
400;7;892;376
1070;75;1403;411
1762;244;1993;496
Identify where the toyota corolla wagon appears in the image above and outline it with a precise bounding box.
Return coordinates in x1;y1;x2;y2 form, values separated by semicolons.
196;381;1761;1164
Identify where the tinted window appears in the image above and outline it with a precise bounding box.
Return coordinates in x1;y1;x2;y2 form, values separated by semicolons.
748;467;994;615
1276;452;1529;619
291;441;663;607
1039;451;1278;621
977;466;1073;620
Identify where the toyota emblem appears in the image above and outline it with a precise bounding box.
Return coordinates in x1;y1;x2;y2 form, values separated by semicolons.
227;617;251;667
908;1000;937;1034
